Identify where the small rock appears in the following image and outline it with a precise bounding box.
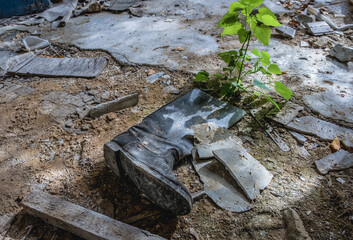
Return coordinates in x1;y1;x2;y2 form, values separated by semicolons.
64;119;73;128
163;85;181;95
162;74;171;79
306;211;312;216
336;177;345;184
172;47;184;51
330;137;341;152
146;72;164;83
81;125;90;131
296;14;315;24
330;44;353;62
101;91;110;100
22;36;50;51
300;41;310;47
283;208;312;240
289;131;307;145
129;7;143;17
313;36;333;48
275;25;296;38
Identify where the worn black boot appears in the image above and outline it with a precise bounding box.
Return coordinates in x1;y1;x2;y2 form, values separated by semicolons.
104;89;245;215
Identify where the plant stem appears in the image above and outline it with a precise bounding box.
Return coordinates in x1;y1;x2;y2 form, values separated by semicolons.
237;32;251;84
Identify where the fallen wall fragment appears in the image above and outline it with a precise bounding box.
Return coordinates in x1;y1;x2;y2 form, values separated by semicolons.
104;89;246;215
21;190;165;240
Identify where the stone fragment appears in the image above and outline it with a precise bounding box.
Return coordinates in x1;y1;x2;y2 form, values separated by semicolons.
330;44;353;62
262;0;293;16
313;36;334;48
213;148;273;201
22;36;50;51
289;131;307;145
286;116;353;148
162;85;180;95
275;25;296;38
296;14;315;24
283;209;312;240
271;102;304;125
307;21;333;36
129;7;143;17
315;149;353;174
330;137;341;152
336;177;345;184
300;41;310;47
146;72;164;83
89;93;139;117
109;0;139;12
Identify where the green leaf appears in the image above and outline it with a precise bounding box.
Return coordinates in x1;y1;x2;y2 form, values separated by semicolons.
259;14;281;27
274;81;293;100
218;12;239;27
253;24;271;46
268;64;282;74
253;78;270;91
221;22;243;36
229;2;245;12
258;7;277;18
260;50;271;66
218;52;231;64
247;15;258;33
251;49;260;57
260;91;280;110
238;28;249;43
195;71;209;82
220;84;233;97
244;0;264;8
232;82;245;91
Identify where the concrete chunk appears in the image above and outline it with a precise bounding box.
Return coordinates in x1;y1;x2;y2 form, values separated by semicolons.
22;36;50;51
275;26;296;39
271;102;304;125
213;148;273;201
289;131;307;145
315;149;353;175
286;116;353;148
89;93;139;117
21;190;165;240
330;44;353;62
307;21;333;36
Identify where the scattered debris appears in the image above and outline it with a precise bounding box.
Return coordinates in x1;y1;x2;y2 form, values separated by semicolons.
266;126;291;152
59;0;78;27
330;44;353;62
21;190;165;240
312;36;334;48
330;137;341;152
8;57;107;78
286;116;353;148
270;102;304;126
146;71;164;83
162;85;180;95
289;131;307;145
89;92;139;118
109;0;139;12
283;208;312;240
315;149;353;175
306;21;333;36
336;177;345;184
22;36;50;51
300;41;310;47
104;89;246;215
275;25;296;38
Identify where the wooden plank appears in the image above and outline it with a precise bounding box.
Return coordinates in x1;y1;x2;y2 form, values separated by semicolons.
59;0;78;27
21;190;165;240
9;57;107;78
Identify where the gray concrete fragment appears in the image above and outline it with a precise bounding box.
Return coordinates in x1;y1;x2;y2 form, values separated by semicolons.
213;148;273;201
22;36;50;51
304;91;353;125
89;93;139;117
286;116;353;148
315;149;353;175
195;138;242;160
283;209;312;240
313;36;334;48
296;14;315;24
307;21;333;36
262;0;293;16
162;85;181;95
300;41;310;47
289;131;307;145
146;72;164;83
272;102;304;125
330;44;353;62
109;0;139;12
275;26;296;38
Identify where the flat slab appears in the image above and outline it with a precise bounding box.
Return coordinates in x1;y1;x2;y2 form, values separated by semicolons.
213;148;273;200
271;102;304;125
21;190;165;240
8;57;107;78
287;116;353;148
307;21;333;36
315;149;353;175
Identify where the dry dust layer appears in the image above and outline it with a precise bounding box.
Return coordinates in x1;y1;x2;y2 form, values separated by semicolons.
0;46;352;240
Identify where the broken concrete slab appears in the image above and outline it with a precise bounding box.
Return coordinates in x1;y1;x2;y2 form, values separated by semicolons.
8;57;107;78
109;0;139;12
304;91;353;125
262;0;293;16
270;102;304;125
283;209;312;240
330;44;353;62
306;21;333;36
21;190;165;240
286;116;353;148
315;149;353;175
213;148;273;201
89;93;139;117
275;26;296;39
289;131;307;145
22;36;50;51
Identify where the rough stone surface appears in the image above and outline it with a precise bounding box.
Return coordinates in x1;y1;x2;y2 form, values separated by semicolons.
275;25;296;38
271;102;304;125
283;208;312;240
287;116;353;148
330;44;353;62
289;131;307;145
315;149;353;175
307;21;333;35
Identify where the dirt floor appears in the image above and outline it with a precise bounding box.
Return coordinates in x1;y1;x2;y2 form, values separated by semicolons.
0;35;352;240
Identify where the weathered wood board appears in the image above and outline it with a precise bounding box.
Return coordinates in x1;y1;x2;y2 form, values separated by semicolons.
8;57;107;78
21;190;165;240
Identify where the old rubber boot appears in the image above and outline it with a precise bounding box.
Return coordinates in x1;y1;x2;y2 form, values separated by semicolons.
104;89;246;215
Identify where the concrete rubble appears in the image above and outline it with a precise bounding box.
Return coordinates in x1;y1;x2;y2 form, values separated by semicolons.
315;149;353;175
283;208;312;240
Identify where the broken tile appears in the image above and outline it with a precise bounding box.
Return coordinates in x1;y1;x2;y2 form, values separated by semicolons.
287;116;353;148
22;36;50;51
289;131;307;145
213;148;273;201
315;149;353;175
271;102;304;125
307;21;333;36
275;26;296;38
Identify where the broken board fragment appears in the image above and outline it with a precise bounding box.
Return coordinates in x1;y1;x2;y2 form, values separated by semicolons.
21;190;165;240
8;57;107;78
213;148;273;201
286;116;353;148
315;149;353;175
109;0;139;12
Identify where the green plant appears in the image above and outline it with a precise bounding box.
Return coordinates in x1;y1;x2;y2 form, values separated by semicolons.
195;0;292;109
